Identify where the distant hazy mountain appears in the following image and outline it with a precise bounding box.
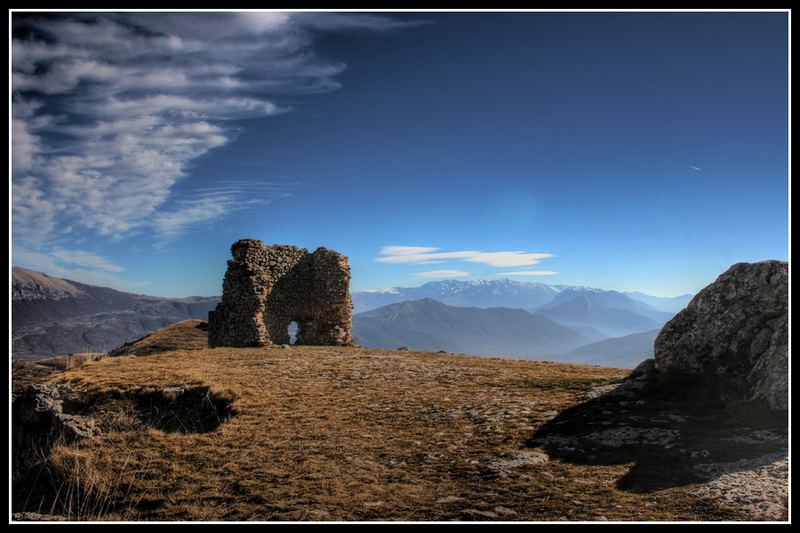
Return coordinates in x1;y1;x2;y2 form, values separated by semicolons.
558;329;660;369
352;279;562;313
624;291;693;313
534;289;675;337
352;278;691;316
12;267;684;364
352;298;590;358
12;267;219;359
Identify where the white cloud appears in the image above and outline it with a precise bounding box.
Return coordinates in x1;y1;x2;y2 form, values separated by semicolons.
11;13;408;248
293;12;432;32
413;270;471;278
152;180;292;243
11;98;48;174
50;248;125;273
12;247;147;291
497;271;559;276
380;245;440;256
376;246;554;268
463;251;554;268
234;12;292;33
359;287;399;294
12;176;56;245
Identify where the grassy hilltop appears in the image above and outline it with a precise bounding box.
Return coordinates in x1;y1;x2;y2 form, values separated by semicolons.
12;321;756;521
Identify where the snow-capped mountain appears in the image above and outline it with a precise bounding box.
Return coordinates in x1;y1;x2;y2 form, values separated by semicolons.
352;279;562;313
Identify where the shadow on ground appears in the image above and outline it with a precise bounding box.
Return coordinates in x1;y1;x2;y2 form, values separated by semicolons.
527;374;788;493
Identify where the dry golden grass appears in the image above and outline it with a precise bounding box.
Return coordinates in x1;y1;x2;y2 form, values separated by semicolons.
35;352;108;371
108;320;209;357
13;338;748;522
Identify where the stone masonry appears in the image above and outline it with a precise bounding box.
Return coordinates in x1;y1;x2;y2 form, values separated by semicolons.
208;239;354;347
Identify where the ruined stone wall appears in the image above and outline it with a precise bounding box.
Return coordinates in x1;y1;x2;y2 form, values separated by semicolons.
208;239;353;348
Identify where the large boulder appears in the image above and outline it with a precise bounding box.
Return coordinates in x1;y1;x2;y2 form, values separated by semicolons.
654;260;788;409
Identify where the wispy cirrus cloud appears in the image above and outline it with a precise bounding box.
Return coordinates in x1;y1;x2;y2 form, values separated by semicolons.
152;180;294;242
13;247;148;291
11;12;414;247
11;12;418;288
50;247;125;273
376;246;554;268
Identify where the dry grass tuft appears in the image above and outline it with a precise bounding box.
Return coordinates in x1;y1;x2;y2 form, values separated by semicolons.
35;352;108;371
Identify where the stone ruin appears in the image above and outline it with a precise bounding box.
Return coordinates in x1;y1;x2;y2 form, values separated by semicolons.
208;239;354;348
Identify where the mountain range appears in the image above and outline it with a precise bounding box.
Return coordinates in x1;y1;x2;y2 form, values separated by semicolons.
352;298;591;358
352;279;562;313
12;268;689;367
12;267;218;359
349;280;689;366
352;279;691;315
558;329;660;369
535;288;674;337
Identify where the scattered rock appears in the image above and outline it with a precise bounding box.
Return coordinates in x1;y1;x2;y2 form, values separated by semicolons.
487;449;549;477
13;512;68;521
690;450;711;459
694;452;788;520
583;384;621;400
363;501;384;508
654;261;788;409
587;426;680;448
533;434;578;451
436;495;465;504
725;429;783;445
462;509;498;519
626;358;657;381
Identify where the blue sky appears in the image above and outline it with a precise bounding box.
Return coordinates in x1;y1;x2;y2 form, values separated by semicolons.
11;11;789;297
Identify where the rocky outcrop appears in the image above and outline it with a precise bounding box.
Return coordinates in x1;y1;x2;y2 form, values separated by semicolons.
12;383;100;478
654;261;788;409
13;382;236;479
208;239;353;348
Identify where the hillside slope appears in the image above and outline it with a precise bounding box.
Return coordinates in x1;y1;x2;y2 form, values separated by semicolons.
559;329;660;368
535;290;674;337
11;267;219;358
108;320;210;357
13;342;776;521
624;292;692;313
